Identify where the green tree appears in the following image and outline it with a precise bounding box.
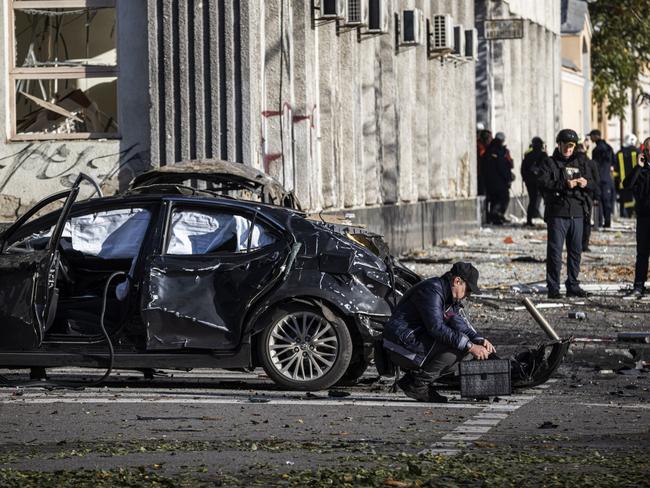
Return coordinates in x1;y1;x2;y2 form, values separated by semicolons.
589;0;650;119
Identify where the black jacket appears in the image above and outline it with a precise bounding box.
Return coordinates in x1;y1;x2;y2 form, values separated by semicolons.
483;140;513;193
624;164;650;217
592;139;615;185
382;275;483;365
521;148;547;186
537;149;598;220
585;157;601;202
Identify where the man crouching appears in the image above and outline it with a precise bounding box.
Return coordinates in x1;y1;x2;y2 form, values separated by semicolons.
382;262;495;403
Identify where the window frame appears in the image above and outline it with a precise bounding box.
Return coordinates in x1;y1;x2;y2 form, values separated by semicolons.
8;0;120;141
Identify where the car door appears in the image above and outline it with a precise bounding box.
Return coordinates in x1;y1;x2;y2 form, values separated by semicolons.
141;202;290;351
0;183;80;350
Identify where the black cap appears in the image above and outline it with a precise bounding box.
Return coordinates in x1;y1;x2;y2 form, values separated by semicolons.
556;129;579;144
450;262;481;295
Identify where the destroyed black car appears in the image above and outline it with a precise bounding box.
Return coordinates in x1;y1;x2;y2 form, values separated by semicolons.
0;174;416;390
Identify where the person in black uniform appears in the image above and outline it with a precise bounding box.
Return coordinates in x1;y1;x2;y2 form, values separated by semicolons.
537;129;597;298
484;132;514;225
623;137;650;298
521;137;547;226
589;129;616;227
576;142;600;252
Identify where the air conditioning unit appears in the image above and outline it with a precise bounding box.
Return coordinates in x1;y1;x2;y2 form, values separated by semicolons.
430;14;454;53
400;9;424;46
367;0;390;33
344;0;369;26
320;0;345;19
464;28;478;60
453;25;465;56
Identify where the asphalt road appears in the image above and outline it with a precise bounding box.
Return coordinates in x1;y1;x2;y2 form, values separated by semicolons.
0;364;648;487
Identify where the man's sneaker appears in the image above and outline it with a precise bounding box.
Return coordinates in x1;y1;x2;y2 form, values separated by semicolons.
566;287;589;298
583;246;592;252
625;288;644;299
547;289;561;299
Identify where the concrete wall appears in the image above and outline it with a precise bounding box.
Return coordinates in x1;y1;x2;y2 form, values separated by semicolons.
147;0;478;214
0;0;151;220
476;0;561;195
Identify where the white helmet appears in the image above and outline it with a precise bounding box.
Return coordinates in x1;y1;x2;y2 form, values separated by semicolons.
624;133;638;147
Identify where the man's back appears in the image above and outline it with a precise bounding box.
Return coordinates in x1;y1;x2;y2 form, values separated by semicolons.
593;140;615;183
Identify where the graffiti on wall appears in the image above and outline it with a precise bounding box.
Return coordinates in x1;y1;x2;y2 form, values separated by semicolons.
0;142;148;196
261;102;318;191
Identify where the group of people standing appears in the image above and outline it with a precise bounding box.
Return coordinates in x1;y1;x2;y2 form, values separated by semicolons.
384;128;650;404
479;127;650;299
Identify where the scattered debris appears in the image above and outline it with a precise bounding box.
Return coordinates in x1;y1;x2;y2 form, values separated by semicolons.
248;397;271;403
503;236;514;244
617;332;650;344
511;256;545;263
538;421;558;429
328;390;351;398
439;238;468;247
513;303;567;311
568;311;586;320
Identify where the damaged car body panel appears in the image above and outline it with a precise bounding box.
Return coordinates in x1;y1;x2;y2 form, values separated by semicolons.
129;159;302;210
141;202;290;350
128;159;421;299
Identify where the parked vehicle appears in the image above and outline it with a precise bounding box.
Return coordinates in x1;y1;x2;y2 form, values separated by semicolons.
0;168;420;391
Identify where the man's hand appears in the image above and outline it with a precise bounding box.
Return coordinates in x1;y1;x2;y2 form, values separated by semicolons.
566;179;578;189
575;177;588;188
480;339;496;354
468;344;490;360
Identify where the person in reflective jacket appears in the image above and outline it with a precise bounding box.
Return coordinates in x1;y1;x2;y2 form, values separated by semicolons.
382;262;495;403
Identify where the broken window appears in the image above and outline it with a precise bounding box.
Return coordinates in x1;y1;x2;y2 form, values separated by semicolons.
5;207;151;258
10;1;118;140
166;209;278;255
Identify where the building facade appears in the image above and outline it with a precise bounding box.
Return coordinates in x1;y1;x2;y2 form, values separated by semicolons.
560;0;595;140
1;0;480;253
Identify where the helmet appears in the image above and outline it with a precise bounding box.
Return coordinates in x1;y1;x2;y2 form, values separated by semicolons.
556;129;579;144
624;133;638;147
494;132;506;142
531;136;544;149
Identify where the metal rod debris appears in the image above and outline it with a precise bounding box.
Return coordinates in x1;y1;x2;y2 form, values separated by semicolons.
521;297;561;341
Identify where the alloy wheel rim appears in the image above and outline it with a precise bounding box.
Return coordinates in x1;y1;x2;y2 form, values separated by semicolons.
268;312;339;381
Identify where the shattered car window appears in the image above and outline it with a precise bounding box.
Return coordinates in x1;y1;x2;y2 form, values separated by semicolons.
5;226;55;254
4;208;151;259
67;208;151;259
166;209;277;255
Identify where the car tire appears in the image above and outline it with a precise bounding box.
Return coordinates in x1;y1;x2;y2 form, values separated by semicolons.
334;356;369;386
257;303;353;391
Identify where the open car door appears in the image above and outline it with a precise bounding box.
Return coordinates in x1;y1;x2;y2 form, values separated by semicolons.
0;177;82;350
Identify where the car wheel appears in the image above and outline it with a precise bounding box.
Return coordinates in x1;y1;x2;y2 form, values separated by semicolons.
257;303;352;391
334;357;369;386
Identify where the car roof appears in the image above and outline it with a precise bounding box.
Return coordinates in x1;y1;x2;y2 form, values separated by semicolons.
128;159;302;210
